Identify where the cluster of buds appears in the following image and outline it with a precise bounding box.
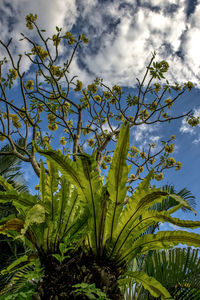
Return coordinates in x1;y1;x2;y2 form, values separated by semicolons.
88;139;95;147
149;101;157;111
64;32;75;45
60;137;66;145
80;33;89;44
164;98;173;108
52;34;61;46
50;65;63;77
32;45;48;61
154;172;164;181
88;83;98;94
25;80;34;90
0;134;5;141
74;80;83;92
187;116;199;127
103;155;112;163
164;143;174;153
139;109;149;120
26;13;37;30
9;69;18;80
93;95;102;103
47;113;58;131
130;146;140;156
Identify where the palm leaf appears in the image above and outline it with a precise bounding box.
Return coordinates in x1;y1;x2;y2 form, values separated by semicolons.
0;138;30;193
159;185;196;213
138;247;200;299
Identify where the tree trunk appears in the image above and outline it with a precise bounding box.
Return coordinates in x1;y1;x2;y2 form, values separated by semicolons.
33;249;122;300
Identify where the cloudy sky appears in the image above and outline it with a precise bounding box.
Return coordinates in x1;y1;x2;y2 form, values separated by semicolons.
0;0;200;230
0;0;200;86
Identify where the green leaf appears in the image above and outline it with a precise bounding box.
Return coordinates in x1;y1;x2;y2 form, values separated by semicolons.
0;175;15;191
0;255;30;275
0;191;37;212
34;142;102;253
46;159;59;221
112;177;168;256
52;254;62;264
120;271;172;299
138;247;200;299
146;210;200;228
22;204;45;234
59;242;65;254
55;177;80;239
104;122;130;245
0;213;17;225
113;210;200;260
39;160;46;206
34;142;85;198
170;194;196;215
76;152;103;253
119;231;200;265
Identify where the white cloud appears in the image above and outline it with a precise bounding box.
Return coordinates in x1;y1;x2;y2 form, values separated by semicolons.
140;0;180;6
131;123;161;150
193;137;200;144
182;4;200;76
9;0;77;35
102;123;117;133
73;0;200;87
0;0;78;74
1;0;200;88
180;118;196;134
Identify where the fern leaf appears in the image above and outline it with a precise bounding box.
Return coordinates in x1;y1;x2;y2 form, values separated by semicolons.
104;122;130;246
118;231;200;266
114;210;200;259
119;271;172;299
0;176;15;191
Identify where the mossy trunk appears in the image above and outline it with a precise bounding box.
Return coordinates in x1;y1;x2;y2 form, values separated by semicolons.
33;250;123;300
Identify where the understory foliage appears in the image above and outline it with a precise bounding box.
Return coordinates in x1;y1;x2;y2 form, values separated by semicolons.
0;123;200;299
0;140;30;295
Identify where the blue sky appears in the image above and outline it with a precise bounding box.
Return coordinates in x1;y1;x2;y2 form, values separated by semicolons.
0;0;200;232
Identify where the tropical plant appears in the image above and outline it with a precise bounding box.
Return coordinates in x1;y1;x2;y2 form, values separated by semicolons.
0;138;30;193
0;139;30;293
153;185;196;215
0;138;29;221
0;122;200;299
127;247;200;300
122;186;198;299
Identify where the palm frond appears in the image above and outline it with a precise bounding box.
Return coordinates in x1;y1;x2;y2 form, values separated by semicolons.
137;247;200;299
0;138;30;193
150;185;196;214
